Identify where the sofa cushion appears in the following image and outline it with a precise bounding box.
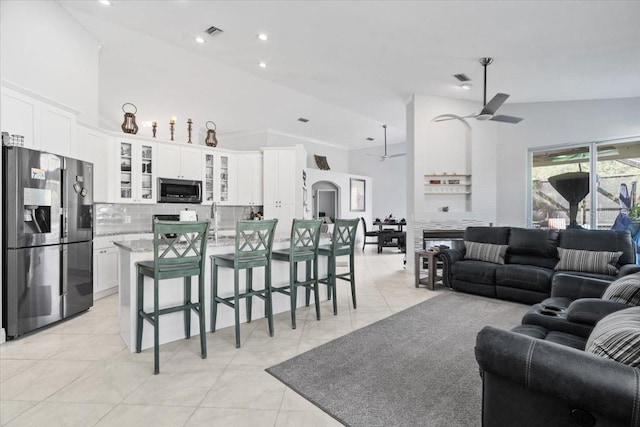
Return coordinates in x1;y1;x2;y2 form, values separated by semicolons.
464;241;508;264
586;307;640;367
464;226;510;245
506;228;559;269
451;260;498;285
511;324;587;350
602;272;640;306
559;229;634;266
496;264;553;293
555;248;622;276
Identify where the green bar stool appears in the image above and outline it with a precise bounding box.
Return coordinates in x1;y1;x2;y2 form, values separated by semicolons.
210;219;278;348
272;219;323;329
318;218;359;315
136;220;210;375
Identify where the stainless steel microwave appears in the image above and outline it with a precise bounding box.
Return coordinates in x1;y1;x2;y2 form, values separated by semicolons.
158;178;202;203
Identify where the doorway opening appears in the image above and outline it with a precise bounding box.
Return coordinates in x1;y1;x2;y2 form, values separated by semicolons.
312;181;339;223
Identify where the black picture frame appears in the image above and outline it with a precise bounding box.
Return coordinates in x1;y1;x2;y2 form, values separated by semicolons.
350;178;365;212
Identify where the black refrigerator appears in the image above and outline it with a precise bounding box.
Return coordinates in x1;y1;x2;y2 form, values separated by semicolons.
2;146;94;338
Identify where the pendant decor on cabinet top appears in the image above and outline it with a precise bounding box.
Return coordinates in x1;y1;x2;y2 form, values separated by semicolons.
121;103;139;134
205;121;218;147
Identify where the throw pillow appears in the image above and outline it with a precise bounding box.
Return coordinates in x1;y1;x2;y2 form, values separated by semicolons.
602;272;640;306
555;248;623;275
586;307;640;368
464;241;508;265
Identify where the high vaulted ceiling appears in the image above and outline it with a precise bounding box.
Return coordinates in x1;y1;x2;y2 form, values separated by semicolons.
59;0;640;149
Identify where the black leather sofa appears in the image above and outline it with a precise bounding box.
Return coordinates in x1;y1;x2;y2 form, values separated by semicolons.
439;227;637;304
475;325;640;427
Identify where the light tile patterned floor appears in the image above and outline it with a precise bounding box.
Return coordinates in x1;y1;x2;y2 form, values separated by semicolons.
0;250;438;426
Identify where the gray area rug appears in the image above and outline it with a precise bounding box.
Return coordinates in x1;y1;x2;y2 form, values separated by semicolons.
266;291;529;427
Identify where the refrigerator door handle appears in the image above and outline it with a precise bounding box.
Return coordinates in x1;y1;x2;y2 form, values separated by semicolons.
61;245;68;296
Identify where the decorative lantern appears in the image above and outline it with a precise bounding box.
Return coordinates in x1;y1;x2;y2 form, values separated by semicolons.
121;103;138;134
205;121;218;147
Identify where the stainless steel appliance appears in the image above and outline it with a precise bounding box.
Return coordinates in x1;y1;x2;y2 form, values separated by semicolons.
2;146;93;338
158;178;202;203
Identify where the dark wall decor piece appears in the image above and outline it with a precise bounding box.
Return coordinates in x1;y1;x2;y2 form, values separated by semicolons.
350;178;366;212
121;103;138;134
170;117;176;141
205;121;218;147
187;118;193;144
151;121;157;138
314;155;330;170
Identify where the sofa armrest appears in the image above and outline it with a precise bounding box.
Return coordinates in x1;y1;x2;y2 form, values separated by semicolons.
566;298;631;326
550;273;613;299
618;263;640;277
475;326;640;426
438;248;463;287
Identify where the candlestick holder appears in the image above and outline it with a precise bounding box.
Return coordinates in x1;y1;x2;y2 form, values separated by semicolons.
187;118;193;144
152;121;157;138
170;120;175;141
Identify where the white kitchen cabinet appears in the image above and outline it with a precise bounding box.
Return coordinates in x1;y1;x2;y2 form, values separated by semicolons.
217;152;237;205
262;146;306;234
1;84;77;156
202;151;215;204
116;139;157;204
93;235;123;300
75;124;112;202
157;144;202;181
236;152;263;206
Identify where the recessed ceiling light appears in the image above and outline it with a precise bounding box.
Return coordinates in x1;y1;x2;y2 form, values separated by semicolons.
259;62;267;68
99;0;111;5
257;33;268;41
195;36;205;44
461;83;472;90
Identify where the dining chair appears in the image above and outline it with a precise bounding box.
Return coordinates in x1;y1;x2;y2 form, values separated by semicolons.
136;220;210;374
361;216;380;251
272;219;323;329
318;218;359;315
210;219;278;348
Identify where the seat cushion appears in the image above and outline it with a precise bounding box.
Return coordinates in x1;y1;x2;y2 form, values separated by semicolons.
586;306;640;367
602;272;640;306
507;227;559;269
521;303;595;338
451;260;498;285
496;264;553;293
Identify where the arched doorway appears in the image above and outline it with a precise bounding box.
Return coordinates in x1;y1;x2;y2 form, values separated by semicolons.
312;180;339;222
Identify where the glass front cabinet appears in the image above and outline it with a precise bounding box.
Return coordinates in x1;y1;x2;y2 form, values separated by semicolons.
116;139;156;203
203;151;215;204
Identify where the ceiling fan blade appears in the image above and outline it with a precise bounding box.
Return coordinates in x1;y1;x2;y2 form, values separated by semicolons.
387;153;406;158
367;153;384;159
480;93;509;115
490;114;524;124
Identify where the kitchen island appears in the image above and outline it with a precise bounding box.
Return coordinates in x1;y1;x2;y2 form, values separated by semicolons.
115;237;327;352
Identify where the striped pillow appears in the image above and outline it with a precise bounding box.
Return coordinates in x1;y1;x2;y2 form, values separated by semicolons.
464;241;508;265
602;273;640;306
555;248;622;276
586;307;640;367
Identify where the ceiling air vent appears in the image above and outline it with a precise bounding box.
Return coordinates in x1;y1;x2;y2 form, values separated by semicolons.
298;117;309;123
205;26;223;36
453;73;470;82
366;137;374;141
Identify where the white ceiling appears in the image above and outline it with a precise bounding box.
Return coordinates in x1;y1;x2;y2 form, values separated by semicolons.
58;0;640;149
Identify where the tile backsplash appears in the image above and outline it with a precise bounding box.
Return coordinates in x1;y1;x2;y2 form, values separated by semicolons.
94;203;262;236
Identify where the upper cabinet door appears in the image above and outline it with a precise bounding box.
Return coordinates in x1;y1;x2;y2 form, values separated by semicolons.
76;125;111;203
1;88;37;149
263;149;295;204
179;146;203;181
217;153;237;205
237;152;263;205
202;152;215;205
157;144;181;179
116;139;156;203
39;104;75;157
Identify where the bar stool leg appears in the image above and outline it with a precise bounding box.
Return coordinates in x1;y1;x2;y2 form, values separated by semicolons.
198;274;207;359
184;276;191;339
233;269;241;348
312;259;321;321
153;278;160;375
290;261;297;329
330;257;338;315
136;271;144;353
265;264;274;337
246;269;253;323
211;263;219;332
350;253;357;309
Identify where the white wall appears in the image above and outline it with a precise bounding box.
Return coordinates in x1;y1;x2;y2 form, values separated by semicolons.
349;142;407;220
0;1;100;125
496;97;640;227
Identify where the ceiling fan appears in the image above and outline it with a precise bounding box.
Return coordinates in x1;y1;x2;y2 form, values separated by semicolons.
433;58;524;125
367;125;406;161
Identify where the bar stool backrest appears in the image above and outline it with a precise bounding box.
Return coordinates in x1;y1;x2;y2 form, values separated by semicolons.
330;218;359;255
234;219;278;262
290;219;323;255
152;220;210;277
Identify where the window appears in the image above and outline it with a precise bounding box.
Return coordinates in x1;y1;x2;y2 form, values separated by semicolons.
529;138;640;231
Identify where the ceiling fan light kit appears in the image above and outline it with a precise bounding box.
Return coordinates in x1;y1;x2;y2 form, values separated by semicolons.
433;57;524;125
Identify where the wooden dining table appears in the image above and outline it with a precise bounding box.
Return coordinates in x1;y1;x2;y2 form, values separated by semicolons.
373;220;407;232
